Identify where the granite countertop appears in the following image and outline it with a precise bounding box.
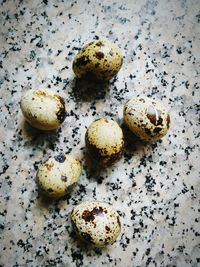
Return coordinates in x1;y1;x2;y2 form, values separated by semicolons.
0;0;200;266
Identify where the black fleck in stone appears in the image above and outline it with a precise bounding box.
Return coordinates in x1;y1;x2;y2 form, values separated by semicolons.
54;154;65;163
120;234;130;250
145;175;156;192
176;47;182;54
71;251;83;266
0;164;9;175
33;161;41;171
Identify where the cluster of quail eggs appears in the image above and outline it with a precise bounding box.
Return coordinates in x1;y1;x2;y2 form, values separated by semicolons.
20;38;171;247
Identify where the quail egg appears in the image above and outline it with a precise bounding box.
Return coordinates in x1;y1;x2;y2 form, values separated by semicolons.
36;154;82;198
20;89;67;130
85;118;124;165
124;96;170;141
72;39;123;80
71;201;121;247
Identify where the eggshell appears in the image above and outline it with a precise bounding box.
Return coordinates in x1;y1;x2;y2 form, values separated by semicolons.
85;118;124;165
71;201;121;247
36;154;82;198
20;89;67;130
124;96;170;141
72;39;123;80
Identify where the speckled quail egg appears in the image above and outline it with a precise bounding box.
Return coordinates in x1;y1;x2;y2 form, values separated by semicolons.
36;154;82;198
20;89;67;130
85;118;124;165
124;96;170;141
71;201;121;247
72;39;123;80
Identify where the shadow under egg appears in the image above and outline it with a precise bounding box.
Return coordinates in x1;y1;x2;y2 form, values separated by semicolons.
36;189;57;208
121;122;164;158
36;185;76;206
21;119;61;150
70;77;110;102
121;122;147;153
83;150;106;183
69;226;106;253
22;120;41;138
83;149;122;184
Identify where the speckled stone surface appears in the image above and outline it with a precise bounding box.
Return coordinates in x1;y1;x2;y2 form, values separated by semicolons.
0;0;200;266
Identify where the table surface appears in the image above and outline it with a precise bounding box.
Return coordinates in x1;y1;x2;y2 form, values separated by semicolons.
0;0;200;266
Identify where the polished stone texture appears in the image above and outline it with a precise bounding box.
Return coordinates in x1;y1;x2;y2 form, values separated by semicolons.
0;0;200;266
